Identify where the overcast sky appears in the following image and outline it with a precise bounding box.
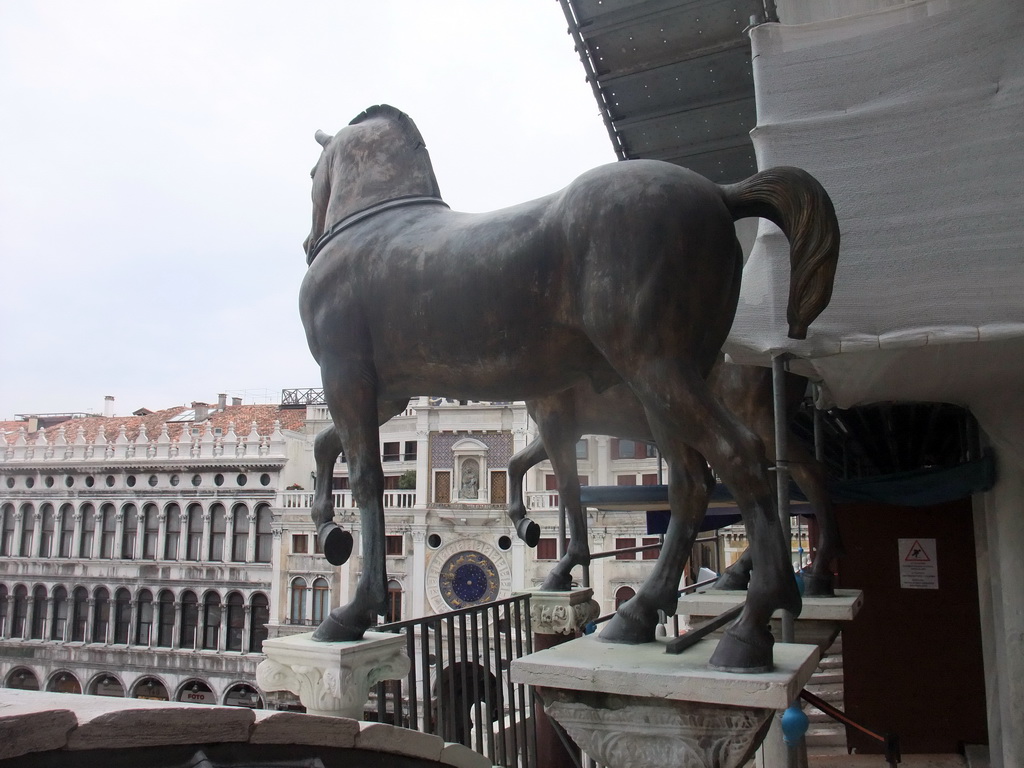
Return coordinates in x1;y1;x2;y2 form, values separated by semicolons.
0;2;615;419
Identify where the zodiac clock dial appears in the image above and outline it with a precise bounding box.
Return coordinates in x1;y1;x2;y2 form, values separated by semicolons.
438;550;501;609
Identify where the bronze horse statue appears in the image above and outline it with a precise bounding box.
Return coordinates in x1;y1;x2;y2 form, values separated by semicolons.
506;362;841;647
300;104;839;671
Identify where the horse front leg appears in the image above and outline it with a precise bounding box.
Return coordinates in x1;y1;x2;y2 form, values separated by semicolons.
312;425;354;566
506;436;546;547
530;393;588;591
601;446;712;643
312;374;387;642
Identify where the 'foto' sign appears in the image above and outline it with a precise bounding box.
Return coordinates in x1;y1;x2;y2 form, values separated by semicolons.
898;538;938;590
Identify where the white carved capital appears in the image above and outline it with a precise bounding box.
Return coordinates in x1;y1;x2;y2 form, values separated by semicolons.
538;689;772;768
257;631;410;719
522;588;600;636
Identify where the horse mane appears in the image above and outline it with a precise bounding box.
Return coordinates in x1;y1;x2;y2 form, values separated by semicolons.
350;104;427;149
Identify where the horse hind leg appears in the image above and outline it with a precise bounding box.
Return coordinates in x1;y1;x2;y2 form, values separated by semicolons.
619;362;800;672
601;445;712;643
312;425;355;566
506;435;546;547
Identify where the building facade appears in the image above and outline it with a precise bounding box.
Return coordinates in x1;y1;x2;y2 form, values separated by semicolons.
2;394;677;708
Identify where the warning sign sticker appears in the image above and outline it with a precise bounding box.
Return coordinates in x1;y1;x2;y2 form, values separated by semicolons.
898;538;938;589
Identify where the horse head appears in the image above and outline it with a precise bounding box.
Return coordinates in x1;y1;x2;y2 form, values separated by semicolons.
303;105;443;262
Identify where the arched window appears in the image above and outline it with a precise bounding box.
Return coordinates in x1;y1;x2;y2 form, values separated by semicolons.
254;505;272;563
142;505;159;560
20;505;36;557
614;586;636;610
31;585;46;639
50;586;68;641
231;505;248;562
99;505;116;559
121;504;138;559
92;587;110;643
38;505;55;558
58;505;75;558
132;676;169;701
164;504;181;560
0;584;7;637
71;587;88;642
135;589;153;645
113;588;131;644
90;674;125;697
6;668;39;691
156;590;175;648
312;578;330;624
203;593;222;650
12;586;29;638
185;505;203;561
225;683;263;709
209;505;226;561
225;592;244;652
47;671;81;694
79;504;96;558
289;578;307;625
249;593;269;653
180;591;199;649
1;504;16;556
386;579;403;624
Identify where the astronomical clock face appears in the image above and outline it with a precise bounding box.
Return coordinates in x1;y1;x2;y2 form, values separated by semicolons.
438;550;501;609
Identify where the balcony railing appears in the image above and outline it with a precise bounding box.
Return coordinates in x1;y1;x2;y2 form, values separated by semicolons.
277;489;416;510
371;594;537;768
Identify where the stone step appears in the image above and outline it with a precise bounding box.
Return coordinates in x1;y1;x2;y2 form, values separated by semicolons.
808;671;845;687
805;723;848;748
817;654;844;670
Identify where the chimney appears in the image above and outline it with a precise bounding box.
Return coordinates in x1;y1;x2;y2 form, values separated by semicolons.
104;396;115;418
192;401;209;422
231;397;242;407
217;393;227;410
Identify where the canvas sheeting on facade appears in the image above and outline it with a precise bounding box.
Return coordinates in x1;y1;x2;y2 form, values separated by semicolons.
722;0;1024;434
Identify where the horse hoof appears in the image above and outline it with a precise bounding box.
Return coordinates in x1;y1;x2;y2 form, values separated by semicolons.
540;571;572;591
516;518;540;547
598;610;656;645
318;523;353;566
708;625;774;673
311;610;367;642
714;570;750;590
801;569;835;598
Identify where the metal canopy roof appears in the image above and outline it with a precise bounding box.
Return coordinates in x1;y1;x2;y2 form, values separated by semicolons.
559;0;778;183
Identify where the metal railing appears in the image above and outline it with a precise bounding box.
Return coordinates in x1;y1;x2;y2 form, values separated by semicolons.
373;594;537;768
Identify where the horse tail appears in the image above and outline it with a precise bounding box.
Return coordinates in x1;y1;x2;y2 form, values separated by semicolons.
720;167;840;340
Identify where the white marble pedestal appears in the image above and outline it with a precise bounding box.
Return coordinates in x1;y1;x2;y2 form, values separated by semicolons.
511;634;819;768
256;631;410;719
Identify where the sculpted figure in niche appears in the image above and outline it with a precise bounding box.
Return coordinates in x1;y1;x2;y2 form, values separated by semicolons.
460;459;479;500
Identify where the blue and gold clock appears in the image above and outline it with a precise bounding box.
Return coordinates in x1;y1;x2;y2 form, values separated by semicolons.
438;550;501;609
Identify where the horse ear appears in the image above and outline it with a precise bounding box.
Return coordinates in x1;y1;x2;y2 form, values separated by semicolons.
314;130;332;147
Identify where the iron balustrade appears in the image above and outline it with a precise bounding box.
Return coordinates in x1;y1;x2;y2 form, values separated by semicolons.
373;594;537;768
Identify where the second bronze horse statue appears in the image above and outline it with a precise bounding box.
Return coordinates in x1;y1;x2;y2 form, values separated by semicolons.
300;104;839;671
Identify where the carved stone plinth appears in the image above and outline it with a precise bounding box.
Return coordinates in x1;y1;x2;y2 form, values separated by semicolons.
521;588;600;636
511;634;819;768
539;689;773;768
256;631;409;719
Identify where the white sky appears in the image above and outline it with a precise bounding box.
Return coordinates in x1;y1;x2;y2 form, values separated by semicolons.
0;2;615;419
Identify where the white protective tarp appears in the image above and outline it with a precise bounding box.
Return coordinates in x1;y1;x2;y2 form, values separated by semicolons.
724;0;1024;413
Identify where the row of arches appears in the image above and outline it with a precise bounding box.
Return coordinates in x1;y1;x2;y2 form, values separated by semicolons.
0;583;269;653
3;667;263;708
0;501;273;564
286;576;404;626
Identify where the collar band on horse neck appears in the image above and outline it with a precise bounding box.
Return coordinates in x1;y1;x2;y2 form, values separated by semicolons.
307;195;449;265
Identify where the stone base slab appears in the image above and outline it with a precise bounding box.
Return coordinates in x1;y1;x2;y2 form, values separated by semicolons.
511;633;819;710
